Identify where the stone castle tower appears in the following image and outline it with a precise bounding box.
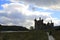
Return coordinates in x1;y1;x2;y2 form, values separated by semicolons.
34;17;54;30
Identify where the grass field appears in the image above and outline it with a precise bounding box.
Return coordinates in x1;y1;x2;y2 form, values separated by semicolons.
52;30;60;40
0;30;48;40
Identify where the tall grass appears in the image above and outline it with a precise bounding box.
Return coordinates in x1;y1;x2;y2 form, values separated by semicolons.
53;30;60;40
0;30;48;40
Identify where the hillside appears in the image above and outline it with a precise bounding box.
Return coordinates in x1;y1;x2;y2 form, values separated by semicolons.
0;26;28;31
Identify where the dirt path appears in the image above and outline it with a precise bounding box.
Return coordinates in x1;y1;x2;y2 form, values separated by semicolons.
47;32;55;40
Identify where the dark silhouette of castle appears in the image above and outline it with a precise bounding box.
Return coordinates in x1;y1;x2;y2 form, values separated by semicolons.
34;17;54;30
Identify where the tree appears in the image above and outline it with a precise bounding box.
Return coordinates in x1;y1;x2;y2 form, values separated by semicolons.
30;26;34;30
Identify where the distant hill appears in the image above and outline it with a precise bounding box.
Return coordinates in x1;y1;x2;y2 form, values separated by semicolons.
54;26;60;30
0;25;29;31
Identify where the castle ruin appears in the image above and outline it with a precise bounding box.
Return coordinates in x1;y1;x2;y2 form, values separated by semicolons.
34;17;54;30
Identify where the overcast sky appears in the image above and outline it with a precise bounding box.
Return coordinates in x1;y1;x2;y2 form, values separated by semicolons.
0;0;60;28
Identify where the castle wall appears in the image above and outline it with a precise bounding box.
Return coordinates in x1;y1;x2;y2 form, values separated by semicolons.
34;18;54;30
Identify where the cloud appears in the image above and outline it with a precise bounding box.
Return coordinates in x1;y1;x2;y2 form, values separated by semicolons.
0;2;60;28
0;2;53;28
9;0;60;10
44;17;60;26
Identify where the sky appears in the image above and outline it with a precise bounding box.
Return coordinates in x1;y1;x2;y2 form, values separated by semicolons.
0;0;60;29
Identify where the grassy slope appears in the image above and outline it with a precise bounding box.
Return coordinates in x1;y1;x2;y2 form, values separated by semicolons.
53;30;60;40
0;30;48;40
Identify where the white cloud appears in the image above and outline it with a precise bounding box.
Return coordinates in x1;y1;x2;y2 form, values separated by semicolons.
9;0;60;10
1;3;28;14
44;17;60;26
0;16;11;24
1;2;51;16
0;2;60;28
10;0;21;3
51;18;60;26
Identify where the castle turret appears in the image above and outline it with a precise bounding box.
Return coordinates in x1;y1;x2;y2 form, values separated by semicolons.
50;20;54;27
35;17;44;30
34;18;38;30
